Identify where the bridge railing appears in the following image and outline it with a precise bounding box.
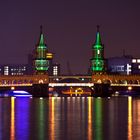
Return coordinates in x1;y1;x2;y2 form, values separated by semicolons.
0;83;32;87
111;84;140;87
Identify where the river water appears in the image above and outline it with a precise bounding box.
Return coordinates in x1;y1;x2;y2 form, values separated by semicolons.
0;96;140;140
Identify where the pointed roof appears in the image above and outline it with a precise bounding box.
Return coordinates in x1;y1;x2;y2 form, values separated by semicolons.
92;25;103;49
38;25;46;47
94;25;102;45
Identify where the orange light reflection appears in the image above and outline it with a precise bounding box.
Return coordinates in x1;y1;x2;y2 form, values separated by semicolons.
10;97;15;140
88;97;92;140
50;97;55;140
128;97;132;140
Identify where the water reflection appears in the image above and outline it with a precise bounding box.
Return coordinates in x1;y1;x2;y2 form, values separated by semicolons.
10;97;15;140
15;98;30;140
31;98;49;139
38;98;45;140
49;97;55;140
128;97;132;140
87;97;93;140
94;98;103;140
1;97;140;139
0;98;11;139
132;98;140;139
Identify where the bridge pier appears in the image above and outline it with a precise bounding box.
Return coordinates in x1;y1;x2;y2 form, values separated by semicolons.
31;84;49;97
0;84;49;97
92;83;111;97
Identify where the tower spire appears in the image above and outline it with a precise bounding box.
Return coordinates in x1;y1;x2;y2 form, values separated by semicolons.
91;26;105;74
38;25;45;46
94;25;102;46
34;26;49;74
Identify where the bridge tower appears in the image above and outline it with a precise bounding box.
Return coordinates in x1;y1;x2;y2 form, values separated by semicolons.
34;26;49;75
91;26;111;97
91;26;105;74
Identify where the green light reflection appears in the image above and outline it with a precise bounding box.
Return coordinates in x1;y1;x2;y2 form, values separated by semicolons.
94;98;103;140
38;99;45;140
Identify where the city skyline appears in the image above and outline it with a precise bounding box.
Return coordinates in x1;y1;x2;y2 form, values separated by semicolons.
0;0;140;74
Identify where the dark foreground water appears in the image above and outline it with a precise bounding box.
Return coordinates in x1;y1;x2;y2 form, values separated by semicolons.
0;96;140;140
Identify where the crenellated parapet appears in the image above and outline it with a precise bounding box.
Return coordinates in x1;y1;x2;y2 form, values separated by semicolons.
92;74;140;84
0;74;49;85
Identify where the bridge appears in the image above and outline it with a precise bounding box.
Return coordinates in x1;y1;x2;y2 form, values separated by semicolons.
49;75;91;82
1;26;140;97
49;74;140;84
0;75;48;85
1;74;140;85
0;74;140;97
0;75;49;97
92;74;140;84
48;74;140;97
49;83;140;87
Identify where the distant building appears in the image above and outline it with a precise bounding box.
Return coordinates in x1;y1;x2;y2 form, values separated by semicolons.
48;62;61;76
51;63;60;76
0;62;60;76
107;55;140;75
0;64;29;75
107;55;132;75
131;58;140;74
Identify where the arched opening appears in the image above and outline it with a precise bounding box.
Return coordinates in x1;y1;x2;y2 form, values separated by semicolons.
59;78;81;83
39;79;44;84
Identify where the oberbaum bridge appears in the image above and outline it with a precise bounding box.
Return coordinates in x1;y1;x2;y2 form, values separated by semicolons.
0;26;140;97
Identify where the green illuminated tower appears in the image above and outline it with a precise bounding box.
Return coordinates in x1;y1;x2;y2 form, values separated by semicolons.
91;26;105;74
34;26;49;74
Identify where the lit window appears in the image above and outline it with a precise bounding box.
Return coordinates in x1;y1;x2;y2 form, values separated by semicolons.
138;65;140;69
126;64;131;75
137;59;140;63
98;50;100;55
4;66;8;68
132;59;136;63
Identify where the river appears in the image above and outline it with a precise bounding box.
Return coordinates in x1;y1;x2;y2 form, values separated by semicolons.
0;96;140;140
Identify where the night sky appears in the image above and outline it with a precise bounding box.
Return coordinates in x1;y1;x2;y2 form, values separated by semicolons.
0;0;140;74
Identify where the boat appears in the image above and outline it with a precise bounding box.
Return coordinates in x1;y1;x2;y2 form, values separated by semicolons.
0;90;32;97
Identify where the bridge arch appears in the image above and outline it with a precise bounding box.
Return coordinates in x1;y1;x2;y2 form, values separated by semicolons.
58;78;82;83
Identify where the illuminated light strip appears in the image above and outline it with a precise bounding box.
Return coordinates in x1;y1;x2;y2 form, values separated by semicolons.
13;95;32;97
13;90;29;94
49;83;94;87
111;84;140;87
0;84;32;87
